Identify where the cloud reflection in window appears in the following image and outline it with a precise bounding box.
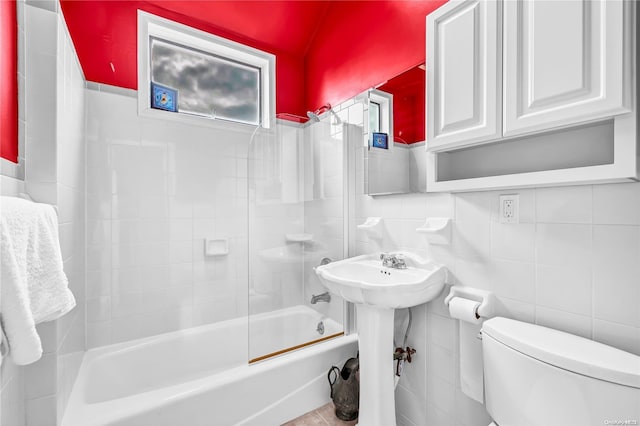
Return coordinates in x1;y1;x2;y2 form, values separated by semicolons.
151;39;260;125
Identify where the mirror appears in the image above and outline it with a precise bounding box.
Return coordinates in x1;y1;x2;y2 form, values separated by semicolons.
364;65;426;195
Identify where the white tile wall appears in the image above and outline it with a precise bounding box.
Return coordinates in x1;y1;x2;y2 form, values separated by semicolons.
54;12;86;424
338;89;640;425
247;121;306;357
1;3;86;425
353;177;640;425
0;177;26;426
85;86;251;347
302;119;350;325
6;7;639;425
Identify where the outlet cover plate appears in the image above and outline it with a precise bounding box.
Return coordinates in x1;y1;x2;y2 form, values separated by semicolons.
499;194;519;224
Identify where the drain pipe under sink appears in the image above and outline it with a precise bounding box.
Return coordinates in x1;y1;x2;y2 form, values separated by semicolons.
393;307;415;389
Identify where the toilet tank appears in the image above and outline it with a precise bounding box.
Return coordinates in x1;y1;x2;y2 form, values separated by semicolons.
482;317;640;426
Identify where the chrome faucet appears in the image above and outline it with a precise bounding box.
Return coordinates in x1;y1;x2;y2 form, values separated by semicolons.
311;292;331;304
380;252;407;269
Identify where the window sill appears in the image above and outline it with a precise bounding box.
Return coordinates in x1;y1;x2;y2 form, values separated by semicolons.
138;105;262;135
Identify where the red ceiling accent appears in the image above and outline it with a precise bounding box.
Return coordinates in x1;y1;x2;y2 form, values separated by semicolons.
59;0;448;120
304;1;447;114
1;0;18;163
59;0;330;117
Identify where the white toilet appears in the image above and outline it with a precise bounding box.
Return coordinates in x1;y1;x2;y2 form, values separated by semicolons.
482;317;640;426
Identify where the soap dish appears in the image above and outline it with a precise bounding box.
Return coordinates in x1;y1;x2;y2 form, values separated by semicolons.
416;217;451;245
285;233;314;243
357;217;383;240
205;238;229;256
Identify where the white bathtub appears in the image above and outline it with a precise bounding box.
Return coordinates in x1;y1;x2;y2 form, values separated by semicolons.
62;306;356;426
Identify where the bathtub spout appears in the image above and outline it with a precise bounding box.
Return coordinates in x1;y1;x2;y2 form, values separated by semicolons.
310;292;331;304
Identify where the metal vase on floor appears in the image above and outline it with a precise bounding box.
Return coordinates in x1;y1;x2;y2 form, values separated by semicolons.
327;357;359;421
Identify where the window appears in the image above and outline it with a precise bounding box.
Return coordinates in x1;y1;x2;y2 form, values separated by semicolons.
368;89;393;150
138;11;275;128
370;101;381;133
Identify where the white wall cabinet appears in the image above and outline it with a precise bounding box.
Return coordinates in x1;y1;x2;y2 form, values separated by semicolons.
425;0;637;192
426;0;501;151
503;0;631;137
427;0;633;152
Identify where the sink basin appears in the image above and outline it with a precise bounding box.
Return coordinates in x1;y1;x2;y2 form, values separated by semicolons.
314;252;447;308
315;252;447;426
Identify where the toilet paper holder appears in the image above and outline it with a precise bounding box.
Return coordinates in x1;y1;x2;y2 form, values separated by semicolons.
444;286;495;319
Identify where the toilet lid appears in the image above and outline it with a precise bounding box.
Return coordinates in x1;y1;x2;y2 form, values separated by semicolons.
482;317;640;389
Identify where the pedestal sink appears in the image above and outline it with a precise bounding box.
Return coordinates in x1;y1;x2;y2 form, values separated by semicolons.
314;252;447;426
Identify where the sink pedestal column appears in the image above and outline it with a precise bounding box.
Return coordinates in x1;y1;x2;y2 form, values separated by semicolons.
356;304;396;426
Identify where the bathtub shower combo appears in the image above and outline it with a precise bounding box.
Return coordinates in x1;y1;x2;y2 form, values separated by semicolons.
62;118;359;425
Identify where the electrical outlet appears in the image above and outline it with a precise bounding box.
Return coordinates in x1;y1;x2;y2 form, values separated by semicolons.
499;194;519;224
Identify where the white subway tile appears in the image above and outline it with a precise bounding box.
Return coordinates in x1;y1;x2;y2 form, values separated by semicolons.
139;266;171;292
26;394;56;426
592;225;640;326
494;297;535;323
454;388;492;426
593;182;640;225
427;313;456;352
138;219;170;243
536;186;592;224
454;259;494;292
426;375;455;415
111;292;142;318
593;319;640;356
426;342;455;385
86;269;111;299
170;241;193;264
138;195;169;218
24;353;55;399
535;223;591;268
426;403;453;426
86;297;111;323
86;220;111;246
111;316;142;344
170;263;194;287
492;260;536;303
536;264;592;316
395;384;426;426
535;306;592;339
453;221;491;260
86;245;111;271
491;222;535;262
111;267;141;294
86;321;112;349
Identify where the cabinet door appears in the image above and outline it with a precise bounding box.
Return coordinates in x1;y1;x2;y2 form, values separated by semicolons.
503;0;631;137
427;0;502;152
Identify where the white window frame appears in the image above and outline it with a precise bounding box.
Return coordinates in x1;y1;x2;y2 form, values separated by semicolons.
138;11;275;129
368;89;394;151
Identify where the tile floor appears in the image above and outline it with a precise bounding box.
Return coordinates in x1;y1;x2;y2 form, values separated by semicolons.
282;402;358;426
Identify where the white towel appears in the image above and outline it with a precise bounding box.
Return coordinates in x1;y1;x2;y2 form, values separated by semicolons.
0;196;76;365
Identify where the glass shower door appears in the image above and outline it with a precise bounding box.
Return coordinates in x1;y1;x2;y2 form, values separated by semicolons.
247;118;347;363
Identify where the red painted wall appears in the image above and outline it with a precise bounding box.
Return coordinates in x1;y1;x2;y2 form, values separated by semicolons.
59;0;309;117
378;66;425;143
1;0;18;163
304;1;446;114
57;0;447;125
